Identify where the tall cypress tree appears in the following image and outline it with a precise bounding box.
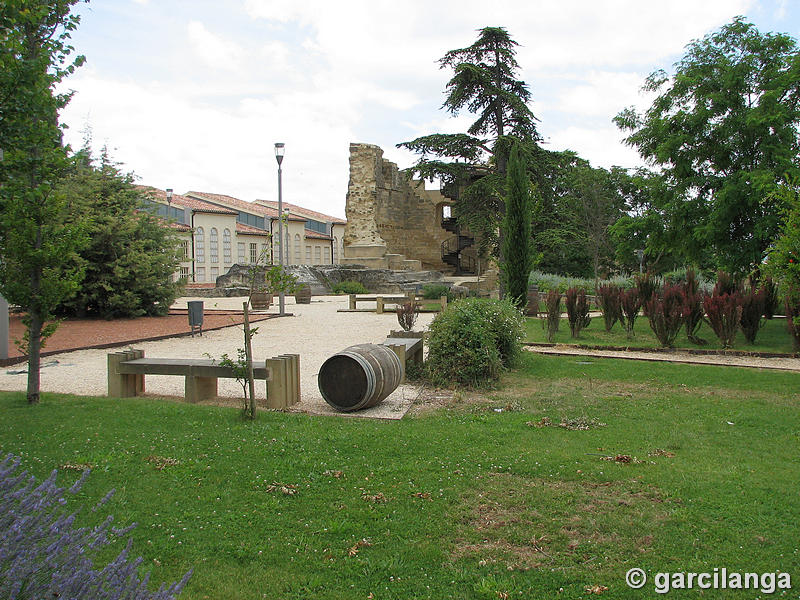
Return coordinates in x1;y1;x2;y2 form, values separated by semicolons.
501;144;533;306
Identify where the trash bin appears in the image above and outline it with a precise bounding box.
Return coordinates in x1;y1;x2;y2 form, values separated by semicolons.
188;301;204;337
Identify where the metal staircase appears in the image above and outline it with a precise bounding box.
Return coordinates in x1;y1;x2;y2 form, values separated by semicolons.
440;217;475;274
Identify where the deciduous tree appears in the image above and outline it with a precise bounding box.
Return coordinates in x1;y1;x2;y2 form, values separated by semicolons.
615;17;800;274
0;0;88;403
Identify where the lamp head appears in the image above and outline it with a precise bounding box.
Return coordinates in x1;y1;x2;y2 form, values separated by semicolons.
274;142;285;165
166;188;173;205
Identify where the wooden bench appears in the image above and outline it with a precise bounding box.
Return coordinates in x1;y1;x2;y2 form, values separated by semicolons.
347;294;446;314
382;333;424;382
107;349;300;407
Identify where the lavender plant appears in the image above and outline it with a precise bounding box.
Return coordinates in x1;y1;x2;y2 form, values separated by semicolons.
0;454;191;599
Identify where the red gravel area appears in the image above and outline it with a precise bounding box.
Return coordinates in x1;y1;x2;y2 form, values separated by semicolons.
4;310;275;364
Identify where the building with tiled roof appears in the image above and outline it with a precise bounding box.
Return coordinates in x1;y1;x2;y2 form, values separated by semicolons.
143;187;348;285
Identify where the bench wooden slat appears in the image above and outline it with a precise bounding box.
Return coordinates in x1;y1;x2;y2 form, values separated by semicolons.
118;358;270;380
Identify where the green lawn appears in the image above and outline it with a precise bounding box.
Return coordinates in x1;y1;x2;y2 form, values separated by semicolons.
1;354;799;598
525;314;797;353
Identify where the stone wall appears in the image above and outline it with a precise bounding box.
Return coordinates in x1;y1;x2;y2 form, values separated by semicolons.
344;143;453;271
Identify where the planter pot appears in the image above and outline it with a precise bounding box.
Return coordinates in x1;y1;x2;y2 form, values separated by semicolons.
250;292;273;310
294;285;312;304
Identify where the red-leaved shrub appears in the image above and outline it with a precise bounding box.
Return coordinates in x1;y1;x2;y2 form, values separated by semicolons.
704;292;742;349
565;287;591;338
682;269;707;345
595;284;623;332
739;287;765;344
543;289;561;343
645;284;685;348
620;288;642;340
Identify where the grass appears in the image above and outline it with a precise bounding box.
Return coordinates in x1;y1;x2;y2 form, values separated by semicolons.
525;314;797;353
1;354;799;598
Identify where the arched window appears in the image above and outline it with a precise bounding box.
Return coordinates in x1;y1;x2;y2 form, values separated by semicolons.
195;227;205;263
294;234;301;262
210;228;219;263
223;229;231;264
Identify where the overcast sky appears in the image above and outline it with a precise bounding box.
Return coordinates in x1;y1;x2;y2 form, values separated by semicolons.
59;0;798;218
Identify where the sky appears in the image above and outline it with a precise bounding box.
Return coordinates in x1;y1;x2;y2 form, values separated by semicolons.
58;0;799;219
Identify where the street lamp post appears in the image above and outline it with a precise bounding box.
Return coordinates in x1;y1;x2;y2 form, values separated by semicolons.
635;248;644;273
274;143;285;316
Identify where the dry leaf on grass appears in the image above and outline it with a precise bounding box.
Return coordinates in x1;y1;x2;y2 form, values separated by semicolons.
323;469;345;479
265;482;299;495
648;448;676;458
361;490;389;503
585;584;609;594
347;538;372;556
145;455;179;470
411;491;432;500
60;462;93;471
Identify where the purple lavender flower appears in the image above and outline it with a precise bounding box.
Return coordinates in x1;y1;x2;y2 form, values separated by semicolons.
0;454;192;599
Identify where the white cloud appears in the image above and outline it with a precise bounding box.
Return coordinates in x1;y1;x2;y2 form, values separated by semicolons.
186;21;245;72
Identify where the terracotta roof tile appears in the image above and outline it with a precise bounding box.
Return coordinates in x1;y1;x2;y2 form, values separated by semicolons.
187;191;279;217
138;186;237;215
236;222;270;236
255;200;346;224
304;228;332;240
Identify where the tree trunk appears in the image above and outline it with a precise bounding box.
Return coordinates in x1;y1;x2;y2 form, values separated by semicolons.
242;302;256;419
27;308;42;404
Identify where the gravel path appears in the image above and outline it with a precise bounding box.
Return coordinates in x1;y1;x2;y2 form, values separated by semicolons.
0;296;437;419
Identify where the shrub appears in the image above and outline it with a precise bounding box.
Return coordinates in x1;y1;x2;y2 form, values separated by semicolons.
645;284;685;348
595;284;623;332
564;287;591;338
713;270;741;297
0;454;191;599
620;287;642;340
704;292;742;349
396;300;419;331
331;280;368;295
634;273;659;316
785;283;800;351
542;288;561;343
421;283;453;301
760;276;779;319
426;298;523;387
740;286;766;344
682;269;707;345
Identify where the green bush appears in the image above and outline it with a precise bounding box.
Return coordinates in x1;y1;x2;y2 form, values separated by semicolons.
421;283;453;300
425;298;523;387
330;280;368;295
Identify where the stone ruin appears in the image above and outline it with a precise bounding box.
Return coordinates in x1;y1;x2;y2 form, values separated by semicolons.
343;143;478;273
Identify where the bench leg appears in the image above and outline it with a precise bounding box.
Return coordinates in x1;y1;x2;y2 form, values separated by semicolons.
376;297;384;314
108;350;145;398
185;376;217;403
386;344;408;383
266;357;287;409
349;294;356;310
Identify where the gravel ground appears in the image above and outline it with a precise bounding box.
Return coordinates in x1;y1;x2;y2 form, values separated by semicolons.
0;296;437;419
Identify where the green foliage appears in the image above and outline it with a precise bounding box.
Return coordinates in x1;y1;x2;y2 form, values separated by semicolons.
765;177;800;349
330;280;368;295
56;150;184;319
217;348;254;419
616;17;800;273
0;0;88;403
426;298;523;387
500;144;533;305
528;270;631;294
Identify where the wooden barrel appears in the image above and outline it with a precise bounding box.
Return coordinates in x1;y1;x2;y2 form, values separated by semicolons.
318;344;403;412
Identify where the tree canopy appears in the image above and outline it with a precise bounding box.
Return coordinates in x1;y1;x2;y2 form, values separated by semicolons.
615;17;800;274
